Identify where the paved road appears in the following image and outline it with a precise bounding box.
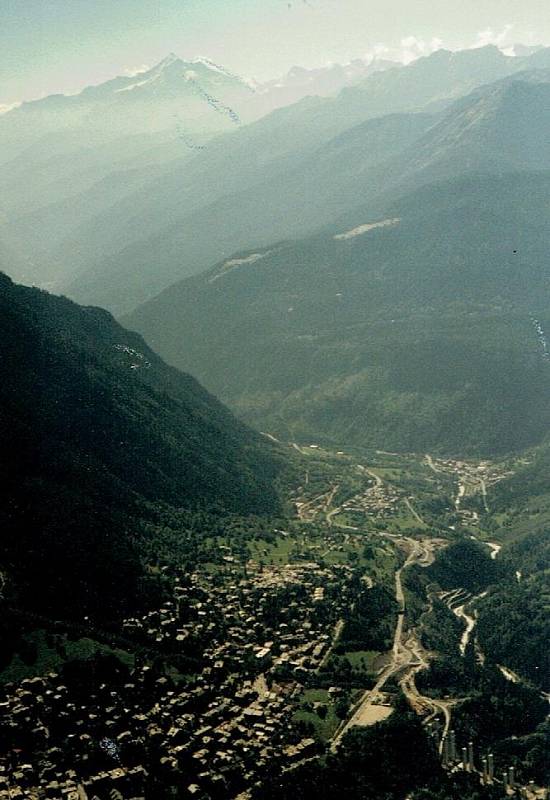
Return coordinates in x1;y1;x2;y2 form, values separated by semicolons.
332;536;443;750
486;541;501;560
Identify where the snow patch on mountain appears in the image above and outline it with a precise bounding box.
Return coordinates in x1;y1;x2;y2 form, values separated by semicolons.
190;57;255;89
115;71;162;93
209;252;272;283
0;101;21;115
531;315;550;359
334;218;401;240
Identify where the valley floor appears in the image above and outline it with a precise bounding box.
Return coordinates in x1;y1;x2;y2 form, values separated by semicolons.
0;441;548;800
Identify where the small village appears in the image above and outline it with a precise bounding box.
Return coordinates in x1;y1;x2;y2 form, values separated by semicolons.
0;554;359;800
341;469;400;518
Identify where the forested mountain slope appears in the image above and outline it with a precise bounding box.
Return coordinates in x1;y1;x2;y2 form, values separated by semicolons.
126;171;550;456
0;272;281;619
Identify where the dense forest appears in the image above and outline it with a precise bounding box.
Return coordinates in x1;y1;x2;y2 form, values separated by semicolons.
336;584;398;652
426;539;505;593
255;710;502;800
477;574;550;690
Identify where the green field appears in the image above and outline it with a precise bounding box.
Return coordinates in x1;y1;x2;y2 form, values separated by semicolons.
293;688;365;743
343;650;381;672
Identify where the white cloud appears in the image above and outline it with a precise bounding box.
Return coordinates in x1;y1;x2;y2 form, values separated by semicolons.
365;36;445;65
399;35;444;63
471;23;514;49
362;24;539;67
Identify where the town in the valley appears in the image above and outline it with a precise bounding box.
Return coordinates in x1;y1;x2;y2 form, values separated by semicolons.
0;445;547;800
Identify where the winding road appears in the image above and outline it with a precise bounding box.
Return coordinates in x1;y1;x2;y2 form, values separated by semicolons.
486;541;502;560
296;448;504;754
332;536;446;750
440;588;489;656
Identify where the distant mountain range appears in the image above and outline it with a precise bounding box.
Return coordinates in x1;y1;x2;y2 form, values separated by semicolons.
0;52;395;294
0;271;281;621
251;57;399;113
2;45;550;313
94;63;550;313
4;44;550;460
1;53;254;159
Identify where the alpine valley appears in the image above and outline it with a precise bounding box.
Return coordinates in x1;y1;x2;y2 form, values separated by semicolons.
0;32;549;800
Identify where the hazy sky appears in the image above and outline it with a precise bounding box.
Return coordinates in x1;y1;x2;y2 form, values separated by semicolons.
1;0;549;107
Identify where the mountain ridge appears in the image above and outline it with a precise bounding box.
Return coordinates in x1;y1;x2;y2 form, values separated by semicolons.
59;48;550;313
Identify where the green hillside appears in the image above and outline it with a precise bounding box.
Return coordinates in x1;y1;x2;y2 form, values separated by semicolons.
126;172;550;456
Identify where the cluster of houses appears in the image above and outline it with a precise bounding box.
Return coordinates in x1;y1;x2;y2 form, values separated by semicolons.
428;457;511;495
341;477;399;518
0;556;359;799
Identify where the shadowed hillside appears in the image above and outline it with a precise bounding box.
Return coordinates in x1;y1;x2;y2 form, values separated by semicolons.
0;272;282;619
